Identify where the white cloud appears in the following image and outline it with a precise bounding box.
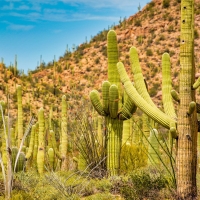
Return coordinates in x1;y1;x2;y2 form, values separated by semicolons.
7;24;34;31
1;0;149;23
60;0;148;9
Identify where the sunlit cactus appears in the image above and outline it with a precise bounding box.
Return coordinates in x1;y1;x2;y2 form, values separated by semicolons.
37;108;45;175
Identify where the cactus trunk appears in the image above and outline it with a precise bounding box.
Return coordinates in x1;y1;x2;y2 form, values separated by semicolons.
17;85;23;148
61;95;68;170
176;0;198;198
37;108;45;175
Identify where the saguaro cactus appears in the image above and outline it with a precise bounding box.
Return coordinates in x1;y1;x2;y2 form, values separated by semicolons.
61;95;68;170
117;0;198;198
26;125;35;159
37;108;45;175
90;30;136;176
17;85;23;148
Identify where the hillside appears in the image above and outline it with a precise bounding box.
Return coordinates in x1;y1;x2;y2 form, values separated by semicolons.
1;0;200;119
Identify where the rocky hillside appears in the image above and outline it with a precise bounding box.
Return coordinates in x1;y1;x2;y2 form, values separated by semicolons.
1;0;200;119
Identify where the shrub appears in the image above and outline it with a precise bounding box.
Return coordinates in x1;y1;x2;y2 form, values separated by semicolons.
194;29;199;39
163;0;170;8
134;19;142;27
120;144;147;173
168;25;174;33
146;49;153;56
120;169;168;200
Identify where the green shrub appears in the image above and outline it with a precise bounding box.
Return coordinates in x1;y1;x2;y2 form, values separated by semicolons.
168;25;174;33
194;29;199;39
146;49;153;56
120;144;147;173
120;169;168;200
134;19;142;27
163;0;170;8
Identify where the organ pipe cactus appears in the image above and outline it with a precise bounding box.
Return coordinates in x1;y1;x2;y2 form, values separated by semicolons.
17;85;23;148
90;30;136;176
37;108;45;175
117;0;198;197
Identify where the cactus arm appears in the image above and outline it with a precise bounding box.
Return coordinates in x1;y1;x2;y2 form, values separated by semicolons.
109;85;119;118
107;30;119;86
102;81;111;114
162;53;177;119
117;62;177;131
171;90;180;103
90;90;106;116
107;30;122;108
193;77;200;89
119;93;137;120
129;47;157;108
188;101;196;115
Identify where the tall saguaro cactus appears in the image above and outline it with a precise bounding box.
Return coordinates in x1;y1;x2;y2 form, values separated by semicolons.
17;85;23;148
61;95;68;170
37;108;45;175
177;0;198;197
116;0;198;198
90;30;136;176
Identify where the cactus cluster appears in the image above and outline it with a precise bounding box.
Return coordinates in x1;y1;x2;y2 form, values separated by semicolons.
90;30;137;176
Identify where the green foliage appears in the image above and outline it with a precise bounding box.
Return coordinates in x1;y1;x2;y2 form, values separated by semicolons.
120;169;169;200
146;49;153;56
91;29;109;43
168;25;174;33
134;19;142;27
146;2;155;11
72;103;107;177
120;144;147;173
194;29;199;39
163;0;170;8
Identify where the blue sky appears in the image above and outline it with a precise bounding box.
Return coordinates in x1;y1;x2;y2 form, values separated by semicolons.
0;0;150;74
